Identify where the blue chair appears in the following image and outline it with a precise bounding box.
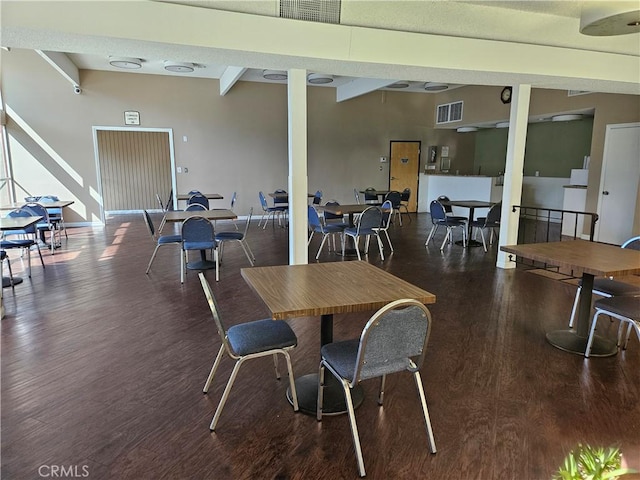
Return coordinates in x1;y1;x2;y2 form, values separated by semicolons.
39;195;68;239
399;188;412;223
384;190;403;226
307;205;345;260
568;235;640;328
24;202;59;254
0;209;45;278
323;201;349;229
258;191;284;229
363;187;381;205
470;202;501;252
374;200;394;253
199;272;299;431
586;295;640;358
187;193;210;209
181;215;218;283
343;206;384;261
425;200;467;250
312;190;323;205
143;210;182;274
215;207;255;267
317;299;437;477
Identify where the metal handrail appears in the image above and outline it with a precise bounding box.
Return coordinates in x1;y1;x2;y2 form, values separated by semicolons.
512;205;598;242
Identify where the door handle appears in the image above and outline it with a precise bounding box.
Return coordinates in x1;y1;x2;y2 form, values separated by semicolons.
390;176;396;180
602;191;609;195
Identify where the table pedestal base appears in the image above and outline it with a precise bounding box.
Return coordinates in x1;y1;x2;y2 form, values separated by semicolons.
546;330;617;357
2;276;23;288
455;239;483;248
186;260;216;270
287;373;364;416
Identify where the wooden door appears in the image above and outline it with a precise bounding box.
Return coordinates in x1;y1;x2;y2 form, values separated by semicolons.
389;141;420;212
596;123;640;245
96;130;172;213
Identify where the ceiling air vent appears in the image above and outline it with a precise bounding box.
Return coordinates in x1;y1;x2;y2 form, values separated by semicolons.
280;0;341;24
436;101;463;125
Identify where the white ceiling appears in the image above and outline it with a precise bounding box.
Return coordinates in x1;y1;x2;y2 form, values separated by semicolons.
2;0;639;96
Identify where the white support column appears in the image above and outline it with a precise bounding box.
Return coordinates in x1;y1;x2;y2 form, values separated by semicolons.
496;84;531;269
287;68;308;265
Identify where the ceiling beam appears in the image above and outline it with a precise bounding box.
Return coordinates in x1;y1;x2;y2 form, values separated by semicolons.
336;78;397;102
219;66;247;95
36;50;79;88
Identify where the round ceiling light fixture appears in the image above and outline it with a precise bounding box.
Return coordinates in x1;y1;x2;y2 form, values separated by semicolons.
457;126;478;133
307;73;334;84
109;57;142;69
263;69;288;81
387;81;410;89
424;82;449;92
580;3;640;36
552;114;584;122
495;122;510;128
164;61;195;73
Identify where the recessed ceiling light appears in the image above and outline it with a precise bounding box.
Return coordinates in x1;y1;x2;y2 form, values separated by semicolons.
495;122;510;128
387;81;410;89
307;73;334;84
164;61;195;73
109;57;142;69
424;82;449;92
263;69;288;81
457;126;478;133
552;114;583;122
580;4;640;36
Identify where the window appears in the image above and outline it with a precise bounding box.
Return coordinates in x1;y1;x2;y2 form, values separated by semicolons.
436;101;463;124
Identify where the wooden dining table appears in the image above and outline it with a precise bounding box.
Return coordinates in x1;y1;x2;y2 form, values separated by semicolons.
241;261;436;415
501;239;640;356
441;199;495;247
176;193;224;201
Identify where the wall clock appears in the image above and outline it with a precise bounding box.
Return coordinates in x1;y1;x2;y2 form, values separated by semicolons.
501;87;512;104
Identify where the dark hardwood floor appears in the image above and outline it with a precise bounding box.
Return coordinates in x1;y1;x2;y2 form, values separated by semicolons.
2;212;639;480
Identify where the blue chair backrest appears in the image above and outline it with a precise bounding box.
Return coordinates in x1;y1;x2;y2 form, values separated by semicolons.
38;195;62;215
358;207;382;231
429;200;446;222
23;202;50;226
486;202;502;225
324;201;343;221
307;205;322;229
6;208;38;234
380;200;392;226
259;191;269;210
313;190;322;205
354;300;431;383
182;216;215;243
385;191;402;208
401;188;411;202
364;188;378;202
188;190;201;195
273;189;288;205
188;194;209;209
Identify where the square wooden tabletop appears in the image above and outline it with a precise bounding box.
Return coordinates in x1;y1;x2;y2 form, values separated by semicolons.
241;261;436;320
501;239;640;277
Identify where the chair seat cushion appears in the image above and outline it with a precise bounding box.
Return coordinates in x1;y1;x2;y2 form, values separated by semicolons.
183;240;217;250
321;224;346;233
321;339;359;381
215;232;243;241
227;319;297;356
158;234;182;244
0;239;35;248
582;278;640;296
344;227;378;236
595;295;640;319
